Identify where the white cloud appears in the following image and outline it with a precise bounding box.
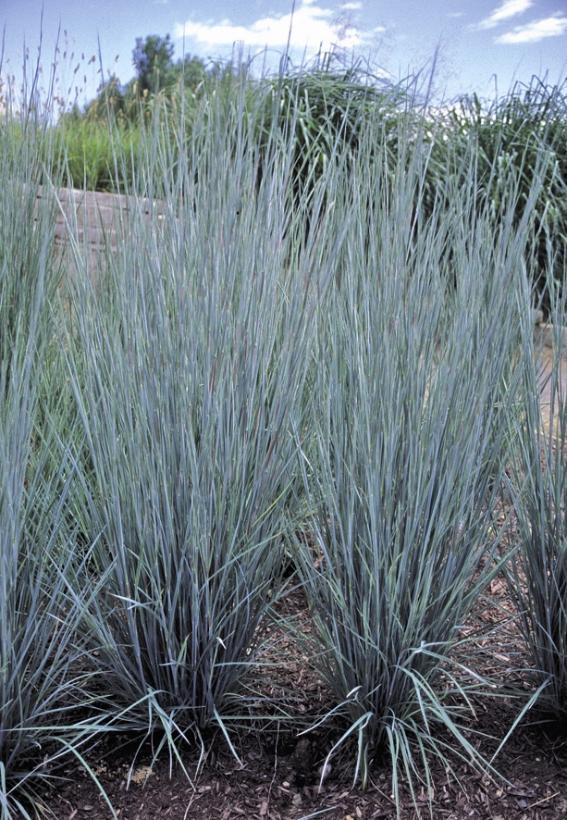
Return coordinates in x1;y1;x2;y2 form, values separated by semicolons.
495;12;567;43
174;2;383;53
447;11;464;18
476;0;533;30
341;2;363;9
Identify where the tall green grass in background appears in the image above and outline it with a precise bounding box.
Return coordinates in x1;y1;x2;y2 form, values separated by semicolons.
435;78;567;309
1;53;567;818
50;116;141;192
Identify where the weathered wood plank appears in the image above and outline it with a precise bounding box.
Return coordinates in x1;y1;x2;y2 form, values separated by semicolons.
33;186;172;260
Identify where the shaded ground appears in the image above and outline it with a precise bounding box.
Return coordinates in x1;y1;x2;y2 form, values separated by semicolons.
46;726;567;820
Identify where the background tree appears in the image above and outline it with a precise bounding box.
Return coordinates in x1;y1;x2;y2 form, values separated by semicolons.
174;54;207;92
132;34;175;94
84;74;127;120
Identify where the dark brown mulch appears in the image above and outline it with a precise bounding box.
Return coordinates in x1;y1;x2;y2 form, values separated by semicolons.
44;575;567;820
47;718;567;820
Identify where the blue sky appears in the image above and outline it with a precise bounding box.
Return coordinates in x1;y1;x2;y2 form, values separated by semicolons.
1;0;565;106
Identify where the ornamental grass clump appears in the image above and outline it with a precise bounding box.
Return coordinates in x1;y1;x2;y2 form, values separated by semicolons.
293;119;536;808
0;98;91;818
261;61;409;202
64;83;334;765
505;273;567;730
0;353;92;820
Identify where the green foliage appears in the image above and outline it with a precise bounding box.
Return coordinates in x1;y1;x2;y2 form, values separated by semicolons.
434;78;567;308
133;34;175;94
50;117;140;191
83;74;129;121
77;40;206;129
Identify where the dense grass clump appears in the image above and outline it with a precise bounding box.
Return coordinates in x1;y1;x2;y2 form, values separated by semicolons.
292;121;535;806
60;86;337;768
436;78;566;310
1;48;567;818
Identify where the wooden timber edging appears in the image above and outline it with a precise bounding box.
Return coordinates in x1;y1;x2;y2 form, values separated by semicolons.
34;184;170;253
31;185;175;280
